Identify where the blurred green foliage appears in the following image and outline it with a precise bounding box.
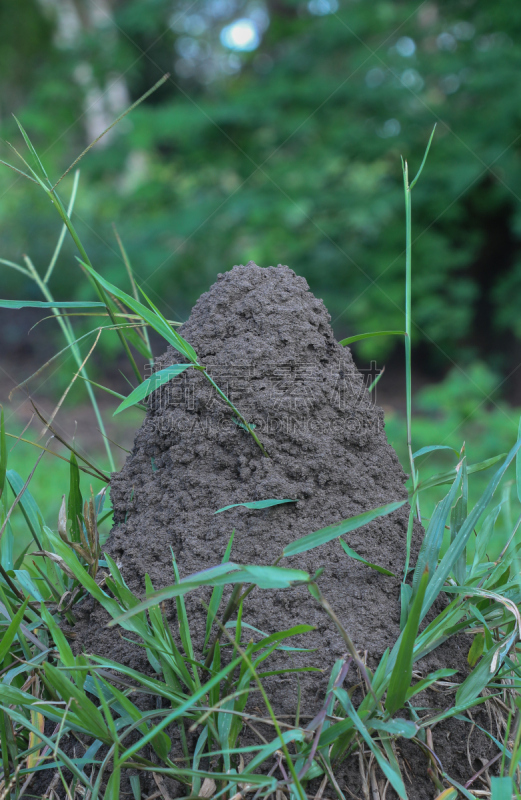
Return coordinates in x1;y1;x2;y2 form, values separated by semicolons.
1;0;521;384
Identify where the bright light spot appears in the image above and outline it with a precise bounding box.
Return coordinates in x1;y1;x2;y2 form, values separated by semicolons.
400;68;424;90
396;36;416;57
365;67;385;88
308;0;338;16
220;18;260;51
437;32;457;51
377;119;401;138
440;73;460;94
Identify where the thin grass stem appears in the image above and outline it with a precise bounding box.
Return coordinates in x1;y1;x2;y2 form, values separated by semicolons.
22;255;116;472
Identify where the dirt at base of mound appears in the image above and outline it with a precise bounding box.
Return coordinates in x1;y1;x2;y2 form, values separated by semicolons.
62;262;500;799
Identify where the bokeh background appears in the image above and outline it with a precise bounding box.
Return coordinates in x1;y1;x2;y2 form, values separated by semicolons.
1;0;521;541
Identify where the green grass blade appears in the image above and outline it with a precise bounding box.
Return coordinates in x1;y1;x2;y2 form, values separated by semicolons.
80;260;197;362
412;445;459;459
491;777;513;800
469;503;502;579
114;365;193;415
0;407;6;502
409;124;436;189
44;169;80;283
339;539;396;576
215;499;297;514
109;565;309;626
517;416;521;503
13;115;50;182
0;597;30;663
0;300;106;309
412;467;462;595
171;549;200;689
0;158;39;184
386;568;429;716
137;285;199;363
450;495;467;585
68;453;83;544
283;500;406;557
339;330;406;346
205;533;235;648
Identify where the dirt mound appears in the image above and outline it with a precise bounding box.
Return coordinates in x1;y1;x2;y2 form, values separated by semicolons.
75;262;415;689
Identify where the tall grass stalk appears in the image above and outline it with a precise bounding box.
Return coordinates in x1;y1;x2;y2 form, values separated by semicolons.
403;125;436;518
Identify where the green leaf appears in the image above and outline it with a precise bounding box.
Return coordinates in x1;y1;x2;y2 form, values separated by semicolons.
130;775;141;800
110;564;309;625
215;498;297;514
137;285;199;363
239;565;309;588
13;116;50;182
412;466;462;595
0;597;30;664
339;539;396;576
0;521;13;571
469;503;502;579
0;300;105;309
412;445;459;459
467;634;484;667
114;364;193;415
339;331;406;346
399;582;412;630
386;568;429;716
283;500;406;557
205;532;235;648
249;623;315;653
0;407;6;502
491;776;513;800
13;570;44;601
40;604;75;669
68;453;83;543
450;494;467;585
516;417;521;503
369;718;417;738
79;260;198;362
